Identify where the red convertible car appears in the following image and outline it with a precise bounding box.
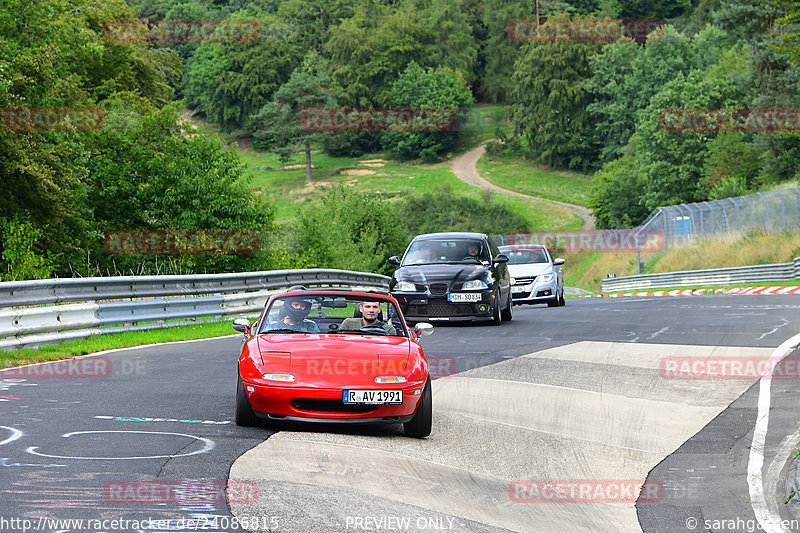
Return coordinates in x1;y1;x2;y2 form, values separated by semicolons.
233;288;434;438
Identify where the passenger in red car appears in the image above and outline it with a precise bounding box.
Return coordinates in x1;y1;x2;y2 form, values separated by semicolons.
268;298;320;332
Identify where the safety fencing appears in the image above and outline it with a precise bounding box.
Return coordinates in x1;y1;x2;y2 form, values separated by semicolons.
0;269;390;350
634;188;800;252
601;257;800;292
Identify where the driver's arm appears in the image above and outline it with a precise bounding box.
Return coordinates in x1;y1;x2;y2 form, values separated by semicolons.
383;322;397;335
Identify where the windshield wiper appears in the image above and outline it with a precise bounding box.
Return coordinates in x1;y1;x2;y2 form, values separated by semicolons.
261;328;310;334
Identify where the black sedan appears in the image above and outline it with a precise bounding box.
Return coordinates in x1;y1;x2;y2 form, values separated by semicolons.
388;232;513;325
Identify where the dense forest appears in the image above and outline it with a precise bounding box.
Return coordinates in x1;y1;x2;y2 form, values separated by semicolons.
1;0;799;279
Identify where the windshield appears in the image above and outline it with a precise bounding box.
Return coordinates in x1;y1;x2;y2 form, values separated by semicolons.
402;239;489;266
500;247;550;264
258;293;407;337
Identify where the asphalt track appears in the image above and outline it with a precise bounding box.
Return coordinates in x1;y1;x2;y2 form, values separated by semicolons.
2;295;800;532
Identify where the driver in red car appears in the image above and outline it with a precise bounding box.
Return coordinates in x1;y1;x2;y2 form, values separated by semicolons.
267;297;320;332
340;301;397;335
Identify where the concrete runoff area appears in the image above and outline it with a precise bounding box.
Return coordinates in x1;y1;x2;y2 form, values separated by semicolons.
229;342;774;532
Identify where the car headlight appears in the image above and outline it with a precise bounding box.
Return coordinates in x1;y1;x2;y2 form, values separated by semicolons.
462;279;488;290
540;273;554;282
394;281;416;292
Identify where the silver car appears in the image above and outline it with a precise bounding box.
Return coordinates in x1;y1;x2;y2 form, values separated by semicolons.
499;245;565;307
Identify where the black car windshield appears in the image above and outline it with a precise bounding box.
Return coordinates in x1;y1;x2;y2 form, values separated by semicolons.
500;247;550;264
402;239;489;265
258;293;407;337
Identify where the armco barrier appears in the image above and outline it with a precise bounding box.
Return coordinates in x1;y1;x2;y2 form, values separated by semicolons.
0;269;390;350
601;257;800;292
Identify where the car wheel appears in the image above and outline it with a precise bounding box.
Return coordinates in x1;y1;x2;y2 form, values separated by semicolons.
491;291;502;325
404;378;432;438
547;295;559;307
235;375;260;427
501;292;513;321
558;288;566;306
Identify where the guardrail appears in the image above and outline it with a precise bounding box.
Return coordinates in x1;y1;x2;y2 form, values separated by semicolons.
0;269;390;350
601;257;800;292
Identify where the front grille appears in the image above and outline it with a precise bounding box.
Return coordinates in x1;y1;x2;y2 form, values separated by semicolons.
428;283;448;295
426;298;473;317
514;276;536;285
512;291;531;299
291;399;375;413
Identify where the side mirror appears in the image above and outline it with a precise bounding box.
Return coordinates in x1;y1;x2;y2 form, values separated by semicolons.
388;256;401;265
414;323;434;337
553;258;565;266
493;254;509;264
232;318;251;334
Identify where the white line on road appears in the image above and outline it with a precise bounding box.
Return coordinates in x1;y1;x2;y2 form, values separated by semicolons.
749;331;800;533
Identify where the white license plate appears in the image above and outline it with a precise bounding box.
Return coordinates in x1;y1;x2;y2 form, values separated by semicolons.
343;389;402;404
448;292;482;302
512;286;529;293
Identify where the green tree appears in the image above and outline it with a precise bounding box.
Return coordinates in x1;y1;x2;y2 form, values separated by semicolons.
323;2;428;107
184;12;301;132
585;25;702;166
631;68;747;211
251;70;338;183
478;0;535;103
83;98;275;274
510;41;602;170
382;62;473;160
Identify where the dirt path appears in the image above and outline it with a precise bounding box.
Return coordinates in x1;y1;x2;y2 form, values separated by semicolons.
451;144;595;230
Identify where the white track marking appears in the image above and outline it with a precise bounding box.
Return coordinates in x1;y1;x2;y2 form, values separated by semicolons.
0;426;23;447
25;430;214;460
749;331;800;533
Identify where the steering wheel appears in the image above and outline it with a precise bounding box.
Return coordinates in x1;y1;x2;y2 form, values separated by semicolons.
359;324;389;335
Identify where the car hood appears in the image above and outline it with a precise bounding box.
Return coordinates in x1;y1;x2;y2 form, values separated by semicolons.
256;334;411;383
395;263;488;285
507;263;553;277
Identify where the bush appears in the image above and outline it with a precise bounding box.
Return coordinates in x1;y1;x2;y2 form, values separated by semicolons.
291;187;408;275
399;185;529;236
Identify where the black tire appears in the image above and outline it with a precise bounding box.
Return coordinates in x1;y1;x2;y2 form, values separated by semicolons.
490;291;502;325
501;292;513;321
558;288;566;306
546;295;559;307
235;375;260;427
404;378;432;438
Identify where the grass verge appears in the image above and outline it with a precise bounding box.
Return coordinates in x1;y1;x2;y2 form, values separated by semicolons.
476;154;593;208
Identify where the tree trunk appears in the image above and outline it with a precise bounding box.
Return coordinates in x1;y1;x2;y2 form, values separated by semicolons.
305;141;312;185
